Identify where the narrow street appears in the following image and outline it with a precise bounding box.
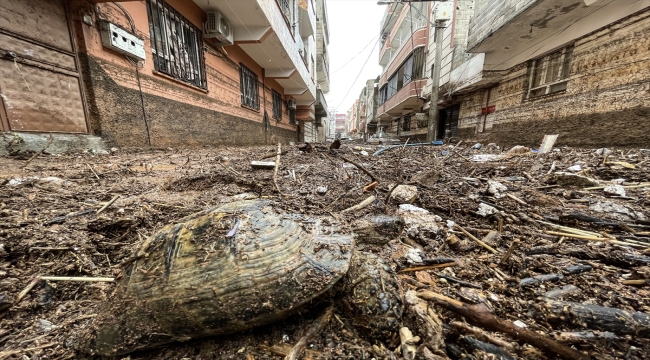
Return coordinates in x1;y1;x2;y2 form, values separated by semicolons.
1;0;650;358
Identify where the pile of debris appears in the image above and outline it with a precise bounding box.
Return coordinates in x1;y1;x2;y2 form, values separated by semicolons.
0;141;649;359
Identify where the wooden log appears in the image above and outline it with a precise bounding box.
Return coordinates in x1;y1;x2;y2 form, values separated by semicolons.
458;336;515;360
544;300;650;337
450;321;515;352
554;331;618;344
418;291;589;360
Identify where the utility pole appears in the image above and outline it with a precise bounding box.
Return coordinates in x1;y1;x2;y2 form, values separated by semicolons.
427;19;446;142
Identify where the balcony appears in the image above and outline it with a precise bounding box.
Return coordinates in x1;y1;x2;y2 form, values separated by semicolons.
193;0;316;105
467;0;649;71
377;79;426;120
298;0;316;38
315;88;328;124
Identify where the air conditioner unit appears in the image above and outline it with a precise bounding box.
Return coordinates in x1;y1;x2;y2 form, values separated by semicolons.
286;99;297;110
204;11;234;46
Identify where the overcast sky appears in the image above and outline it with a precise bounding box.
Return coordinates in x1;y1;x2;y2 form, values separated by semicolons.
324;0;386;115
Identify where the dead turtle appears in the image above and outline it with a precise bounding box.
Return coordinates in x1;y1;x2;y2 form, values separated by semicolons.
81;199;403;356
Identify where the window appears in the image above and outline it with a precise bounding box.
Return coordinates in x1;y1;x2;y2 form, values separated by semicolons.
146;0;206;89
279;0;292;20
380;47;426;104
272;90;283;120
240;64;260;110
379;85;388;105
529;45;573;98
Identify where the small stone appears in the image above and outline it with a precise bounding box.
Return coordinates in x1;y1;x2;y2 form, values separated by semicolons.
390;185;418;204
567;165;582;172
551;172;599;188
477;203;498;217
360;151;369;156
39;319;57;333
506;145;530;155
472;143;483;150
595;148;612;156
603;184;626;197
398;204;441;239
316;186;328;195
513;320;527;328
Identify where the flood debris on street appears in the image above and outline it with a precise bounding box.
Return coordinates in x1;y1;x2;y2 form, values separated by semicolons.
1;142;649;359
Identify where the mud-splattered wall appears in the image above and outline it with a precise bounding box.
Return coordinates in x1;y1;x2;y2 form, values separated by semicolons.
456;11;650;147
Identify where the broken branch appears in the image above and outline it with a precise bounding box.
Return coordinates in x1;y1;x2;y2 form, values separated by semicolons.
418;291;589;360
454;224;498;254
338;154;377;182
285;306;333;360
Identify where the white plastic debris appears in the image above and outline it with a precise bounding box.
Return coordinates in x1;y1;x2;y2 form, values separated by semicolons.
360;151;369;156
603;184;626;197
446;220;455;230
472;143;483;150
7;176;70;187
513;320;527;328
567;165;582;172
477;203;498;217
471;154;505;162
316;186;328;195
595;148;612;156
487;180;508;198
404;248;423;264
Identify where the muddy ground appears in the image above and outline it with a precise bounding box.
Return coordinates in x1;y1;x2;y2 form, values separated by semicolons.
1;142;649;360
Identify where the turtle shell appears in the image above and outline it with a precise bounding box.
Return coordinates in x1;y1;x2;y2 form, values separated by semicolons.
83;199;353;356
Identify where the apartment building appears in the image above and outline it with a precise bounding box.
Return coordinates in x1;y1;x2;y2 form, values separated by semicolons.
334;112;346;137
442;0;650;146
0;0;319;147
375;1;430;139
305;0;330;143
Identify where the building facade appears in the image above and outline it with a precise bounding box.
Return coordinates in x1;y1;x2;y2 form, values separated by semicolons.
442;0;650;146
334;112;346;137
0;0;321;147
375;1;430;140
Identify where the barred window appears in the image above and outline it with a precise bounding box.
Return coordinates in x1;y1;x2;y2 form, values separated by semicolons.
146;0;206;89
379;85;388;105
240;64;260;110
272;90;283;120
529;45;573;98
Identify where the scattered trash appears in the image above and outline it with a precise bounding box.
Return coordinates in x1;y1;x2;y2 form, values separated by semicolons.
477;203;498;217
487;180;508;198
506;145;530;156
567;165;583;172
551;172;600;187
538;134;558;154
603;184;626;197
398;204;442;239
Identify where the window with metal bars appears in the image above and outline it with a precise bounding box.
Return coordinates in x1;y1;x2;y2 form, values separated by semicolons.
279;0;292;22
240;64;260;110
272;90;283;120
146;0;206;89
529;45;574;99
379;85;388;105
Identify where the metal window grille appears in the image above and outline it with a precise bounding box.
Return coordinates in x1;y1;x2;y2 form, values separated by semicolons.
387;74;398;98
412;47;425;79
146;0;207;89
403;55;414;85
529;45;574;99
402;114;412;132
272;90;282;120
280;0;292;20
240;64;260;110
379;85;388;105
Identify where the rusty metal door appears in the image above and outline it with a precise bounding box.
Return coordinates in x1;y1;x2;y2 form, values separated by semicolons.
0;0;88;133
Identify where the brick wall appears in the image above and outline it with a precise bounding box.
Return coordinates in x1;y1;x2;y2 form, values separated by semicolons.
70;0;298;148
457;11;650;147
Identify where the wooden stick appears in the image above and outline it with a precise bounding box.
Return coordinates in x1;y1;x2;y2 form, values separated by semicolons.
450;321;515;352
418;291;589;360
455;224;498;254
546;231;609;241
0;276;41;319
500;239;519;264
273;143;283;197
398;262;457;273
506;193;527;205
338;154;377;182
285;306;333;360
23;134;53;168
259;150;288;160
621;279;647;286
41;276;115;282
341;196;376;214
97;195;120;214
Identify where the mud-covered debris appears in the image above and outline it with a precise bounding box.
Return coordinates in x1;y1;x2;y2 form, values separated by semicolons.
391;184;418;203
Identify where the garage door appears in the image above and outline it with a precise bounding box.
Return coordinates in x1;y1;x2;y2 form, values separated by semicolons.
0;0;88;133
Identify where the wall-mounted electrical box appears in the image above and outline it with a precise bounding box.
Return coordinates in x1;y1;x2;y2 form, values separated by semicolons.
100;22;146;61
434;2;454;21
